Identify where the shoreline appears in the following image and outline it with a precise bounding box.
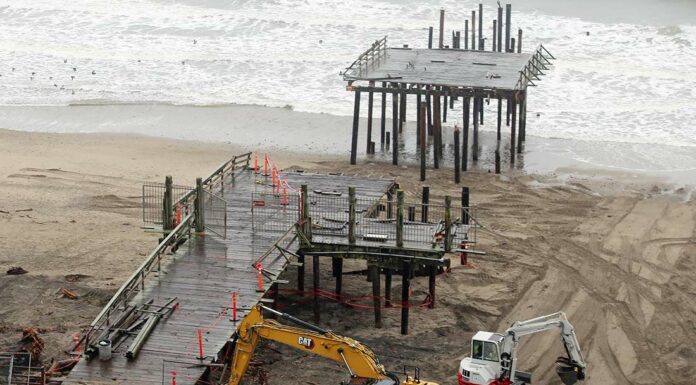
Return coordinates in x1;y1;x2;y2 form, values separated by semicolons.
0;103;695;186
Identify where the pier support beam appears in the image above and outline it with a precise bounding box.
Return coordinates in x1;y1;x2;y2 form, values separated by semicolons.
462;97;469;171
380;83;386;148
392;87;399;165
472;96;479;162
350;91;361;165
517;96;524;153
433;92;441;169
370;265;382;328
497;98;502;140
428;265;436;309
419;101;427;181
384;269;392;307
297;251;305;292
333;257;343;295
510;97;517;164
312;255;320;323
401;261;411;335
454;128;461;183
366;90;374;154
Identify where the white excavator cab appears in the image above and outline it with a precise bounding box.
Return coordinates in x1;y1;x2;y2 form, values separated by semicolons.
458;332;504;385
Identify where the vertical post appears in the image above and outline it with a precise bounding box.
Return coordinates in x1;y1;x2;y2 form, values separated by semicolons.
505;3;512;52
348;187;356;245
428;27;433;49
400;261;410;335
350;90;361;165
439;9;445;49
301;184;311;243
426;87;433;135
399;87;406;129
195;177;204;233
428;265;436;309
507;98;511;126
433;91;441;169
384;269;392;307
312;255;320;323
464;20;469;50
478;3;483;50
497;98;502;140
493;20;497;52
386;189;393;219
462;187;470;225
510;38;516;53
297;251;305;292
396;190;404;248
420;101;426;181
421;186;429;223
472;96;479;162
366;90;374;154
471;11;476;51
334;257;343;295
371;265;382;328
495;148;501;174
510;97;517;164
518;28;522;53
497;5;503;52
521;91;527;141
163;175;173;231
479;97;484;125
443;92;448;123
517;96;524;153
408;206;416;221
444;195;452;252
416;92;422;148
462;97;469;171
380;82;386;148
392;87;399;165
454;128;461;183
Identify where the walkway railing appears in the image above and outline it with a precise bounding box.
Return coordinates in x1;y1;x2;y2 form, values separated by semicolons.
514;44;554;90
343;36;388;80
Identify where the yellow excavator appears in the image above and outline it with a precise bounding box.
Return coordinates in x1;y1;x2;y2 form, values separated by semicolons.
228;304;438;385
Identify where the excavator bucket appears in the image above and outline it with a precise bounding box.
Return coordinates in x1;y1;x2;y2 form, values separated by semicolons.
555;362;580;385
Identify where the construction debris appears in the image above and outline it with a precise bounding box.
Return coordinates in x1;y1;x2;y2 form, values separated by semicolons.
8;328;45;362
59;288;79;300
7;266;28;275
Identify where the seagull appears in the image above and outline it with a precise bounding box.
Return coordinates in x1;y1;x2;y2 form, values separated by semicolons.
91;70;96;75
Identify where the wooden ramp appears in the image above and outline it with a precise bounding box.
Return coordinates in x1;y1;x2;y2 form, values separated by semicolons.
63;168;394;385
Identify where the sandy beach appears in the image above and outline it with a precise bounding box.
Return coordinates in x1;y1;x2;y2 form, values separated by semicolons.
0;120;694;384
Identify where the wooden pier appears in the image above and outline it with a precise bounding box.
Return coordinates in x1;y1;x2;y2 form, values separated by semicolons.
63;153;479;385
343;3;555;179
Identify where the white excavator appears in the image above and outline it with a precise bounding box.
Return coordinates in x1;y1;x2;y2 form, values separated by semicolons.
458;312;587;385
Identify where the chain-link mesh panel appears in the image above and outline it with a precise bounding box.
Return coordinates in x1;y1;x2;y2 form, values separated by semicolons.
202;190;227;239
142;183;193;224
251;192;301;234
0;352;38;385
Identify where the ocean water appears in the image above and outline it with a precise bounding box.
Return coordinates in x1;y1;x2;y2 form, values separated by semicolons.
0;0;695;150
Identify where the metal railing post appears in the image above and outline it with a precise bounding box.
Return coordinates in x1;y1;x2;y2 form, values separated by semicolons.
396;190;404;247
444;195;452;252
348;187;356;245
195;177;205;233
301;184;311;243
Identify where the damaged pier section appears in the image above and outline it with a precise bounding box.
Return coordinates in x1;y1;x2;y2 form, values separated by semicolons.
62;153;480;385
343;3;554;179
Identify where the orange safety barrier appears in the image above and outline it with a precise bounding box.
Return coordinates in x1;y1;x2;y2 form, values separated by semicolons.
256;263;264;292
197;328;204;360
232;292;237;322
171;370;177;385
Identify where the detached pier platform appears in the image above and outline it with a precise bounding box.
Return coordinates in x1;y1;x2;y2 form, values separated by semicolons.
63;154;477;385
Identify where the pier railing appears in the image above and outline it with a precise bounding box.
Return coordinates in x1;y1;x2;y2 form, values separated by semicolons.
515;44;554;90
343;36;388;80
83;213;193;356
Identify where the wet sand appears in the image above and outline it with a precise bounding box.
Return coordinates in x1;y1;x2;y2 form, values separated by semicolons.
0;126;694;384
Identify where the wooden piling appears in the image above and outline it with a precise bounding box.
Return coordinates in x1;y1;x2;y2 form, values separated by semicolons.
416;92;422;148
400;261;410;335
421;186;429;223
426;87;433;135
495;148;501;174
386;132;390;148
472;96;479;162
348;187;356;244
510;37;516;53
517;96;524;153
297;250;305;292
518;28;522;53
428;27;433;49
371;265;382;328
443;92;448;123
396;190;404;248
433;92;441;169
380;82;386;148
333;258;342;295
444;195;452;252
471;11;476;50
506;98;511;126
479;97;484;125
386;188;393;220
428;265;436;309
505;4;512;52
439;9;445;49
478;3;483;50
399;87;406;130
462;97;470;171
350;90;361;165
408;206;416;221
419;102;426;181
392;87;399;165
510;96;517;164
493;20;497;52
464;20;469;50
195;177;204;233
454;128;461;183
497;5;503;52
521;92;527;141
163;175;173;231
384;269;392;307
366;91;374;154
497;98;502;140
312;255;320;323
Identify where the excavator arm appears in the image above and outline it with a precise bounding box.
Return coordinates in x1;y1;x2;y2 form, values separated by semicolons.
229;305;426;385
